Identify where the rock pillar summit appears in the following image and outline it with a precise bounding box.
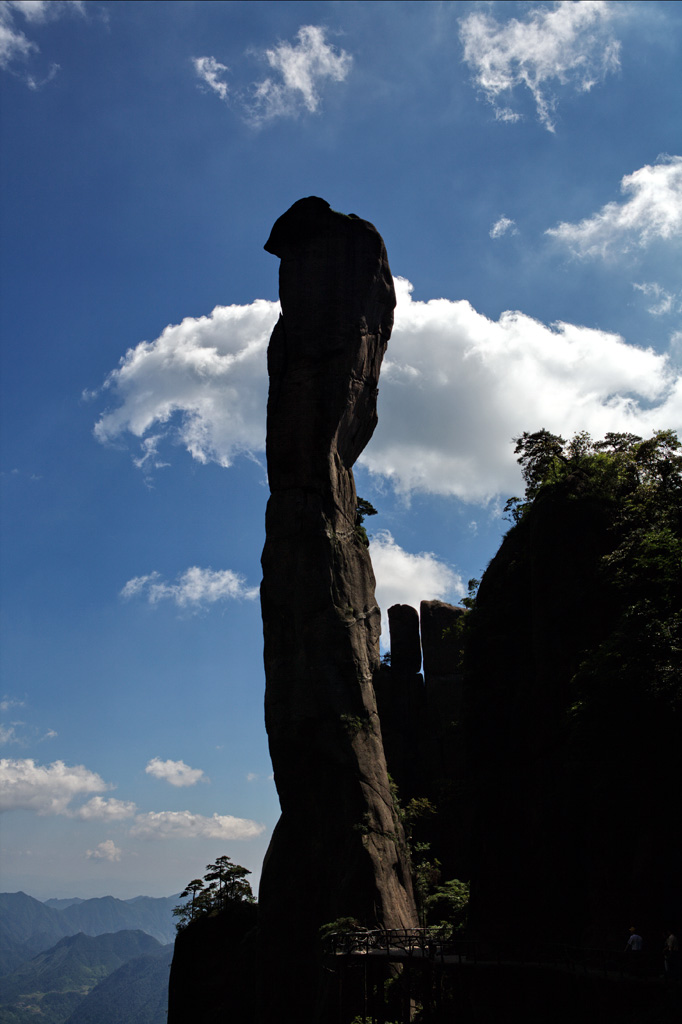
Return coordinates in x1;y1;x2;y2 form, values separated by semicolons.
259;197;417;1019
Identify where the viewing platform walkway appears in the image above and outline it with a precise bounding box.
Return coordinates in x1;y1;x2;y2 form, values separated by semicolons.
326;928;674;981
323;929;679;1023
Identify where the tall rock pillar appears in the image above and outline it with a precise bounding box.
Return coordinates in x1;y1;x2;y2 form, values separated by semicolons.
259;197;417;1022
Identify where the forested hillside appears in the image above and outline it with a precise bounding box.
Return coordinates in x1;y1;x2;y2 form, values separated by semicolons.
459;430;681;945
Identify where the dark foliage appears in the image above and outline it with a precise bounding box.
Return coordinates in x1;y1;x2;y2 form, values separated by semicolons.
172;855;255;930
460;429;681;946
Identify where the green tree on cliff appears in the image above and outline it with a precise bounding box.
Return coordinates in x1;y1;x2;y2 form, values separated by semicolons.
173;856;255;930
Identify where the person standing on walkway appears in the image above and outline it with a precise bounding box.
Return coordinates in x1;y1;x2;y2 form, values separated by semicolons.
663;930;679;977
625;926;643;975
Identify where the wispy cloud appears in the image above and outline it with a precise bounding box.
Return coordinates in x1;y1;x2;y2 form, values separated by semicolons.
121;567;259;607
0;0;83;86
193;55;229;102
145;757;206;788
0;698;25;713
249;24;352;123
547;156;682;257
0;698;25;746
0;725;19;744
130;810;264;841
370;530;464;637
459;1;621;132
86;839;122;862
490;216;517;239
633;282;679;317
193;25;352;125
0;698;57;748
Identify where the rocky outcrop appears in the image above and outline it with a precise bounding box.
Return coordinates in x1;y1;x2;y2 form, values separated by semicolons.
388;603;422;676
168;904;257;1024
259;198;418;1023
376;601;467;880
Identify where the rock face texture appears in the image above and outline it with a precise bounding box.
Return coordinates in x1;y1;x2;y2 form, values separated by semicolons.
376;601;466;880
388;603;422;676
259;198;418;1022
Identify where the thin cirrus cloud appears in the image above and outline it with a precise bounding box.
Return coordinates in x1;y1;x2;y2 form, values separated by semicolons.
459;0;621;132
0;697;26;744
193;25;352;125
93;277;682;505
193;56;229;102
489;216;517;239
0;697;25;713
547;156;682;258
145;757;206;788
0;716;58;747
129;810;265;841
0;0;84;86
633;282;679;318
121;567;259;607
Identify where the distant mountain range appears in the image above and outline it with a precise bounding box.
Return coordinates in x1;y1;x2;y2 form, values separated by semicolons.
0;892;179;1024
0;891;178;975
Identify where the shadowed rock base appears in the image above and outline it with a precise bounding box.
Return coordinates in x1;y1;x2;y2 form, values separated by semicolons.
258;198;418;1023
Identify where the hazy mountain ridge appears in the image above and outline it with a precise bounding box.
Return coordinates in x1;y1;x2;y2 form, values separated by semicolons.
0;891;178;976
43;899;85;911
0;930;165;1024
64;945;173;1024
56;895;178;945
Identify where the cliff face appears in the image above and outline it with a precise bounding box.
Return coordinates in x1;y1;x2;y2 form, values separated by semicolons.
168;903;257;1024
377;454;680;951
461;470;681;946
259;197;417;1022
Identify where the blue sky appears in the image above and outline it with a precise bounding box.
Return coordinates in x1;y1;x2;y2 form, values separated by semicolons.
1;0;680;900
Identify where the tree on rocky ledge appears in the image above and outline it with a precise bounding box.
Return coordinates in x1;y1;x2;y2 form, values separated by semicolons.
173;856;255;930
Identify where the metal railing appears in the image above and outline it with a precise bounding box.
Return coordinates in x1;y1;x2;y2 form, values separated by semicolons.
326;930;670;980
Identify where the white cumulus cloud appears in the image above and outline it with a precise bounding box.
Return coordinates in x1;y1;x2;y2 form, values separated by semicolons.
145;757;205;788
0;758;109;815
121;567;259;607
547;156;682;257
360;276;680;501
130;810;264;841
370;530;464;637
74;796;137;820
94;277;682;504
459;0;621;132
92;299;276;468
86;839;122;862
